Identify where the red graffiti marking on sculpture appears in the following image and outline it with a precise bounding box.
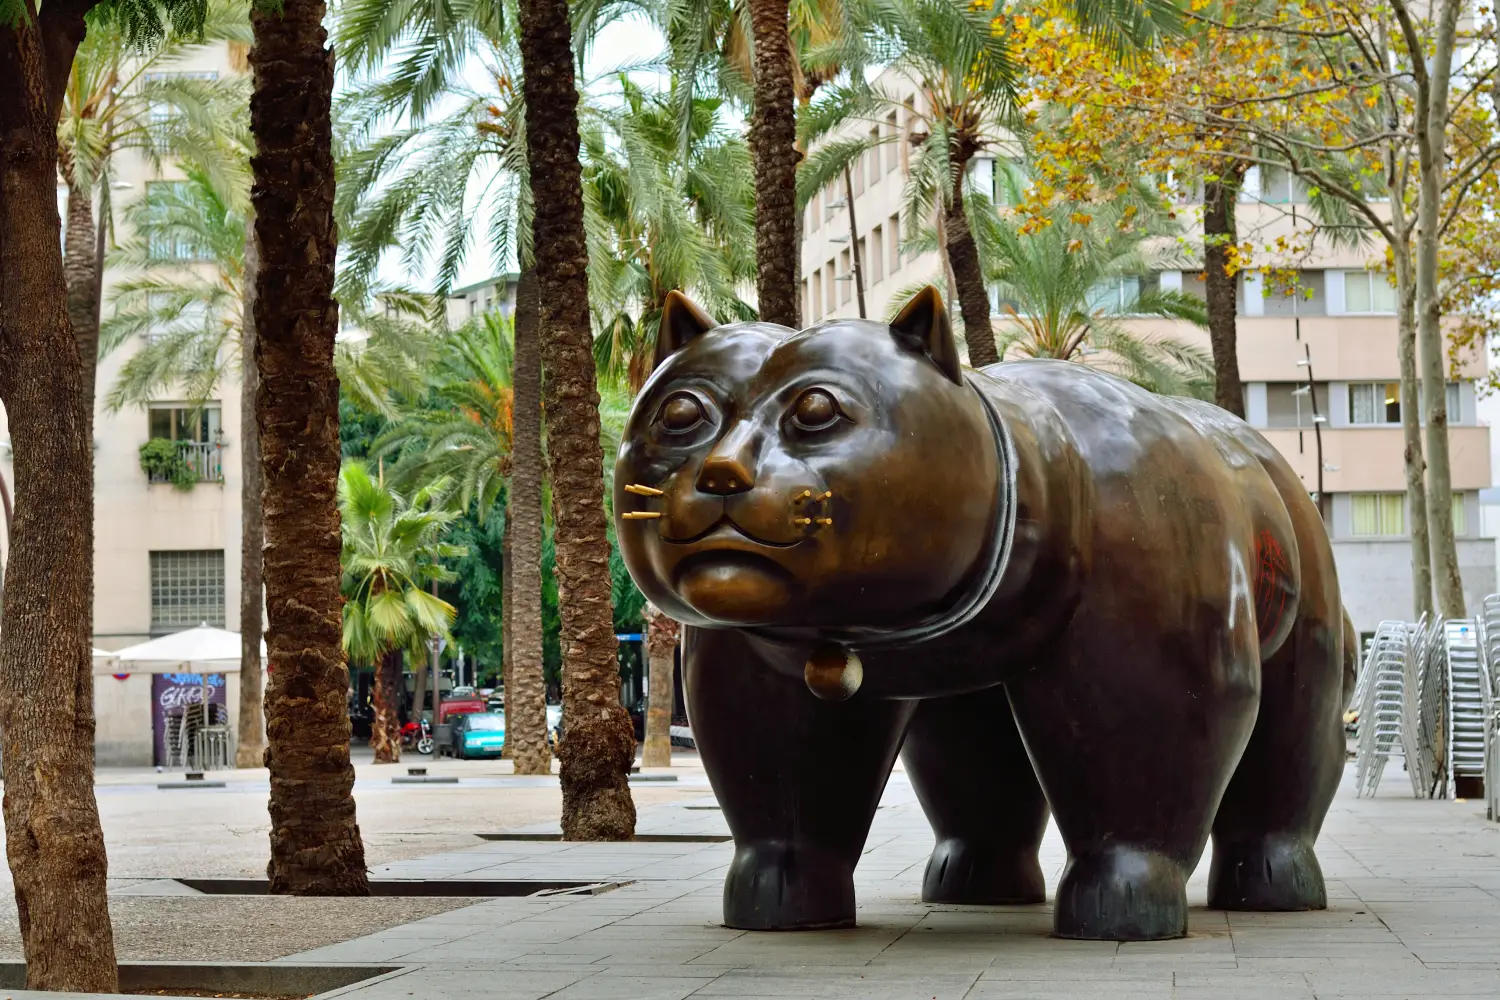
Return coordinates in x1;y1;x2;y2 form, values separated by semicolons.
1253;529;1292;643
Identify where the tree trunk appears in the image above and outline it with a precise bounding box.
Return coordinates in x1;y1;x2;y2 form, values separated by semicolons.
370;649;402;764
412;658;428;727
1414;0;1466;618
933;204;958;314
250;0;370;895
642;606;677;768
1394;248;1433;619
1203;164;1246;418
499;510;514;758
517;0;637;839
63;177;101;397
747;0;801;327
0;13;121;991
945;155;995;366
237;222;267;768
507;269;550;776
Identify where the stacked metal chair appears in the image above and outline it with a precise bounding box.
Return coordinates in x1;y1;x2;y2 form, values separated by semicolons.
1353;619;1419;798
1478;595;1500;820
1439;619;1486;797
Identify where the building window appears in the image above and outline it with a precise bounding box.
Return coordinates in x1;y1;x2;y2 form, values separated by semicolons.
870;226;884;284
1343;271;1396;313
150;550;227;634
839;249;852;304
856;237;867;289
1349;382;1401;425
1264;382;1329;428
801;279;810;321
868;127;881;184
809;191;820;232
1452;492;1467;536
889;214;902;272
143;182;208;260
144;71;219;146
149;404;221;444
886;112;900;173
825;259;837;314
1351;493;1405;537
468;298;478;318
1087;275;1160;314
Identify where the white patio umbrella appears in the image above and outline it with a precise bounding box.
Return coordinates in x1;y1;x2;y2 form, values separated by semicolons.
112;624;266;670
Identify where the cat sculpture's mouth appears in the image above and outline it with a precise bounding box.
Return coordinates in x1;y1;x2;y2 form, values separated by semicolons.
660;516;803;550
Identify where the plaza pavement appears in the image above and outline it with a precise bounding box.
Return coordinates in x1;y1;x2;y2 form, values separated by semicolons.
7;757;1500;999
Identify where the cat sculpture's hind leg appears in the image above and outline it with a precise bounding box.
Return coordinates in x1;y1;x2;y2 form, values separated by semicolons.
903;685;1049;904
684;626;915;930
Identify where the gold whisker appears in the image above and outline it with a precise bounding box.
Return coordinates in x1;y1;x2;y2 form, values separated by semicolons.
625;484;664;497
622;511;663;520
815;518;833;526
793;517;812;526
815;490;833;501
793;490;812;503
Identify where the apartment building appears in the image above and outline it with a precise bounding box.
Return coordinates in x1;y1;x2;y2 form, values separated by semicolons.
800;74;1496;641
0;42;250;765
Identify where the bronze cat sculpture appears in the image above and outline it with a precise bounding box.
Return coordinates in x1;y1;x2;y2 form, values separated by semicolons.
613;287;1354;941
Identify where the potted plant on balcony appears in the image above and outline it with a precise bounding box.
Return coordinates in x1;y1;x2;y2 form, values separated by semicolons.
139;438;197;490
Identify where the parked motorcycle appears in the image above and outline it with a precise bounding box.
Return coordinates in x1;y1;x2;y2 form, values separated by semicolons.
400;719;434;755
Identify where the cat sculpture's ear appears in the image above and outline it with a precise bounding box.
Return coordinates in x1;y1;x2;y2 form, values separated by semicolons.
889;286;963;385
654;291;718;371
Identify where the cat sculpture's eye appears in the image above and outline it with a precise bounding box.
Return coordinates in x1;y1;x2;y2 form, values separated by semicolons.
658;392;707;433
790;388;842;432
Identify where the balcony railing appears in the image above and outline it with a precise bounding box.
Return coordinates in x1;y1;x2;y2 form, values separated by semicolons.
146;441;224;485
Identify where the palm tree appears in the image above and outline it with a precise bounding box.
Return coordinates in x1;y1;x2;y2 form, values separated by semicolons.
249;0;370;894
800;0;1180;363
339;462;463;763
898;189;1215;397
98;163;247;409
518;0;637;841
0;0;212;987
333;0;557;778
586;78;757;388
58;0;251;397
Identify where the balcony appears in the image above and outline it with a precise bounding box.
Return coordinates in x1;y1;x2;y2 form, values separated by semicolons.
143;440;224;487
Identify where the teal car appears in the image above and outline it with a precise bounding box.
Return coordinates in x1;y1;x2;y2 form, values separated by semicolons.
451;712;505;759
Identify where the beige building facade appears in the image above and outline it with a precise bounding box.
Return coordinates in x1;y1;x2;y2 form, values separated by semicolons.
0;41;249;765
800;71;1496;641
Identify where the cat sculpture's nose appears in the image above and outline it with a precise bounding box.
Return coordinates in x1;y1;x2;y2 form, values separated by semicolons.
697;422;756;496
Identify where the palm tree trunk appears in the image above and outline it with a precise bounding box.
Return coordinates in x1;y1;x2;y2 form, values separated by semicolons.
63;177;101;397
500;510;514;759
945;157;995;366
0;15;120;991
1203;164;1246;418
517;0;637;840
1394;247;1433;618
237;222;267;768
508;269;550;776
249;0;370;895
370;649;402;764
747;0;801;327
412;659;429;729
642;606;677;768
